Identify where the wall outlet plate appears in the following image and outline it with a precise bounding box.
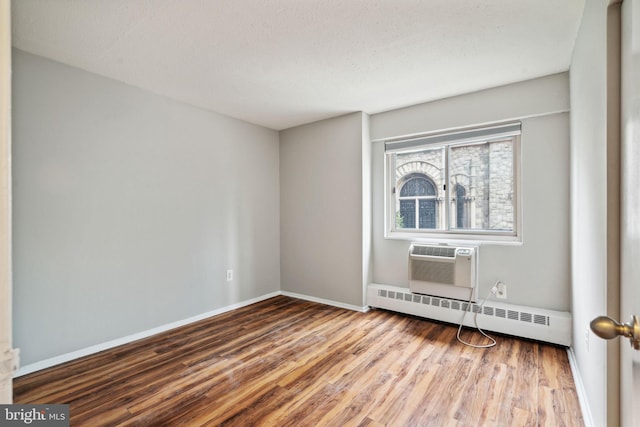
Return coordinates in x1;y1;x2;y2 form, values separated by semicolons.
226;270;233;282
496;282;507;299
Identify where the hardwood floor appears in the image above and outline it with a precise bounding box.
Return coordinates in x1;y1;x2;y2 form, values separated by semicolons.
14;296;584;426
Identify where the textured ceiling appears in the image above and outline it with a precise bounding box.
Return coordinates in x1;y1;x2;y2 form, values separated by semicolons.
11;1;585;130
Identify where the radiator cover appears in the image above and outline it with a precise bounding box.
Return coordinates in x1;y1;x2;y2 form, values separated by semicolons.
367;283;571;346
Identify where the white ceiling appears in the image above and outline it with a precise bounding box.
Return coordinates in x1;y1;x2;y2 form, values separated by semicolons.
11;1;585;131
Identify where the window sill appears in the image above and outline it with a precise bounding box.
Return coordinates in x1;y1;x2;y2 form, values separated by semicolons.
384;230;523;246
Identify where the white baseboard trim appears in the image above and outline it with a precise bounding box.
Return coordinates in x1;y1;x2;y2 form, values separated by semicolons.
16;291;369;377
15;291;281;377
280;291;369;313
567;347;594;427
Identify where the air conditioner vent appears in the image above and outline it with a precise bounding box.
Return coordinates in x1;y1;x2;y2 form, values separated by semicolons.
411;261;454;287
411;246;457;257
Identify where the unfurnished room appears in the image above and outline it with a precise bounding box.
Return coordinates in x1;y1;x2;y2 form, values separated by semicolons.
1;1;640;426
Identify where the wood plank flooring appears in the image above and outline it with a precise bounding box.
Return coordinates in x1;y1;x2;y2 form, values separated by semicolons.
14;296;584;426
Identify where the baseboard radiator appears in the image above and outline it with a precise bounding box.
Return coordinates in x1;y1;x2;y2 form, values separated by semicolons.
367;283;571;346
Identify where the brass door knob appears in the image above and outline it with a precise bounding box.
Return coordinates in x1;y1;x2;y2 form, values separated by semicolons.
590;315;640;350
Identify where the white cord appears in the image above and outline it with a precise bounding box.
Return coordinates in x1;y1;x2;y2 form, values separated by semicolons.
456;281;498;348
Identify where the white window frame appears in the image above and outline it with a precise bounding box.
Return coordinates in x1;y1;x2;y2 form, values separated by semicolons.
384;122;523;244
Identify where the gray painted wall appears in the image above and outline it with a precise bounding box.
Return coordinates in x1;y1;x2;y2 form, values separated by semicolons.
12;50;281;365
280;113;366;307
370;75;571;311
370;73;569;141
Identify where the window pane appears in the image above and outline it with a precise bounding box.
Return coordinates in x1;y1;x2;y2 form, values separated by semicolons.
418;199;437;229
454;184;468;228
394;147;445;231
449;139;514;231
399;200;416;229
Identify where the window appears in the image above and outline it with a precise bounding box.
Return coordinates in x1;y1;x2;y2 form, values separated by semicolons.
398;174;438;229
385;122;521;242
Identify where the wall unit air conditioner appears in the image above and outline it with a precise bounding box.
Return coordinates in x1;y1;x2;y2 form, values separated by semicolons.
409;244;477;302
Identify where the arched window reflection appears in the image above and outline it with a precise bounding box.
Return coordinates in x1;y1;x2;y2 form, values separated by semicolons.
398;174;437;229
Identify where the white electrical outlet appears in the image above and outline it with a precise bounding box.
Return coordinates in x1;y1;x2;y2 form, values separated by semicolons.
496;282;507;299
226;270;233;282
